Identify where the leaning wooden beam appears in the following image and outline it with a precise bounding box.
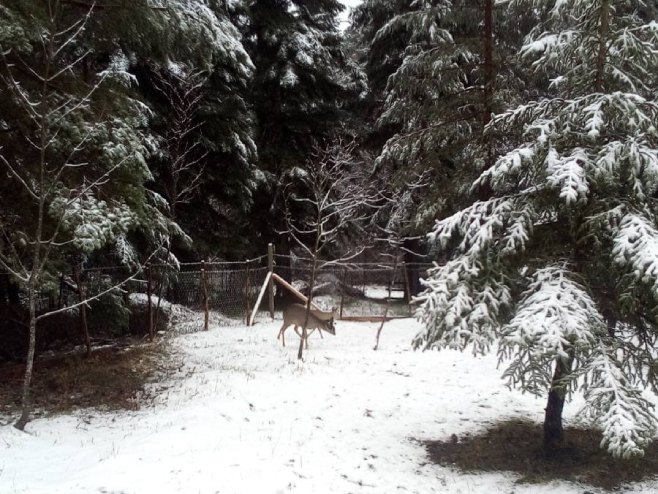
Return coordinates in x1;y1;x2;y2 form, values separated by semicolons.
270;273;321;311
248;271;272;326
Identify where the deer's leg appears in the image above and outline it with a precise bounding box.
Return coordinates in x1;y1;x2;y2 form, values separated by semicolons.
278;322;290;347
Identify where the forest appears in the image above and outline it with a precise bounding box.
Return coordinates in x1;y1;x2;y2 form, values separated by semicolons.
3;0;658;481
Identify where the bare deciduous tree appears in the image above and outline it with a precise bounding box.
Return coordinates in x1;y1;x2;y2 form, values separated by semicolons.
152;70;207;220
150;70;208;334
282;140;378;359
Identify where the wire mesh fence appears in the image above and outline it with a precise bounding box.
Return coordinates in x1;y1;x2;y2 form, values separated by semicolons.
0;250;430;361
271;254;432;319
1;252;430;340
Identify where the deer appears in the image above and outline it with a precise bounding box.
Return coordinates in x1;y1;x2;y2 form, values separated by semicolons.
277;303;336;349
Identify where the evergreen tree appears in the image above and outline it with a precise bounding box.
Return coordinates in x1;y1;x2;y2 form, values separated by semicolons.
0;0;177;429
245;0;351;171
242;0;360;253
136;0;260;259
0;0;258;426
352;0;532;238
415;0;658;457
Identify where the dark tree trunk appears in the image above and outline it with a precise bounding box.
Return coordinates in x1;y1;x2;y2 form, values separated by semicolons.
403;238;425;297
15;290;37;430
543;355;573;452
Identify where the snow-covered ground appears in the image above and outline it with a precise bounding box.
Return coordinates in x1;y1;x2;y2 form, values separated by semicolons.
1;317;656;493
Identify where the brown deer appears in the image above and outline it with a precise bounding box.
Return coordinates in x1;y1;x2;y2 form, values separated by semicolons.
277;303;336;348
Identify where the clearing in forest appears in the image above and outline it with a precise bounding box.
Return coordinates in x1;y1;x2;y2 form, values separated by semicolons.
1;318;657;493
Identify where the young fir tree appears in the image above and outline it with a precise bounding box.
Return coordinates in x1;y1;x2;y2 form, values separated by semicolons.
415;0;658;457
352;0;532;239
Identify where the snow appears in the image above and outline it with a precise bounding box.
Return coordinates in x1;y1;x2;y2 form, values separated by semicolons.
362;285;404;299
2;317;657;493
338;0;361;30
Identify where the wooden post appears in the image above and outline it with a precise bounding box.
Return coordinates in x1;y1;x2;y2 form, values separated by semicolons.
146;264;154;340
268;243;275;318
245;261;251;325
339;267;345;320
249;270;272;326
270;273;321;310
201;260;209;331
403;262;412;316
73;264;91;356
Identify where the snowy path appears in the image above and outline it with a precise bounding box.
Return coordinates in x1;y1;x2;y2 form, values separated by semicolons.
1;318;656;493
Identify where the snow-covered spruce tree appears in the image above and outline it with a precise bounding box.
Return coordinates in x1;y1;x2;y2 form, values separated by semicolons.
245;0;356;171
242;0;362;254
415;0;658;457
129;0;260;258
350;0;414;101
353;0;532;240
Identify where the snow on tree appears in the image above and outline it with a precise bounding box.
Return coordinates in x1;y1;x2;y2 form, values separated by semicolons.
0;0;255;428
242;0;363;257
246;0;353;173
84;0;261;258
352;0;533;238
415;0;658;457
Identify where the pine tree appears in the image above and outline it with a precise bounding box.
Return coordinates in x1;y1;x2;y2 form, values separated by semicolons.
415;0;658;457
245;0;353;172
134;0;260;259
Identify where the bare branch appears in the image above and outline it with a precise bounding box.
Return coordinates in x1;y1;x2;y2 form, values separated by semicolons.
35;247;162;321
52;4;96;58
0;153;39;200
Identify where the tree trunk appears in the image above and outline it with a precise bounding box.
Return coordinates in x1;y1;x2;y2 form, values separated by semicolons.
74;264;91;357
543;355;573;452
483;0;494;126
15;290;37;430
374;253;400;351
298;226;321;360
